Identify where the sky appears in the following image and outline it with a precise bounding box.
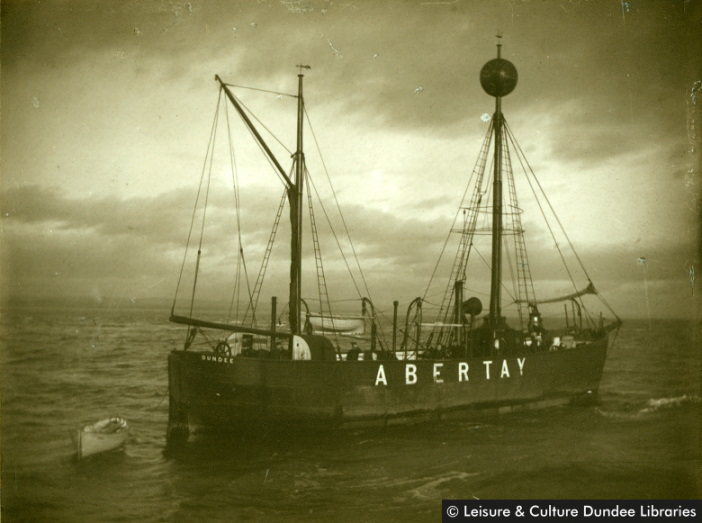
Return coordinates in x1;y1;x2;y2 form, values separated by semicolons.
1;0;700;320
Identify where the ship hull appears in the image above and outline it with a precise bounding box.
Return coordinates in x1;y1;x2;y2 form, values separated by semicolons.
167;337;609;439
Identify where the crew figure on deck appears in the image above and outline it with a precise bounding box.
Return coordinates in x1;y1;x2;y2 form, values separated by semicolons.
528;304;544;348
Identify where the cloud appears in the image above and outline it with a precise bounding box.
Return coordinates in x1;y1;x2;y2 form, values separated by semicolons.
2;170;696;319
1;0;699;321
3;184;195;245
0;180;435;302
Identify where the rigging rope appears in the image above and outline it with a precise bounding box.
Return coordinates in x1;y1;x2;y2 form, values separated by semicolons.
503;233;521;326
303;107;391;350
229;91;292;189
171;90;223;320
221;82;297;99
190;113;218;319
423;122;493;304
304;174;363;298
171;90;222;315
424;121;493;346
501;130;532;328
306;178;343;350
243;189;288;325
472;245;517;304
504;120;621;326
303;106;373;301
505;123;581;291
223;97;256;326
233;93;293;155
504;120;598;327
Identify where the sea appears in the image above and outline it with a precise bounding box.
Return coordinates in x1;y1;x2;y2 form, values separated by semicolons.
1;302;700;522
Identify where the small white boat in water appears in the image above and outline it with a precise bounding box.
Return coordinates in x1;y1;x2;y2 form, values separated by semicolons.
73;417;129;459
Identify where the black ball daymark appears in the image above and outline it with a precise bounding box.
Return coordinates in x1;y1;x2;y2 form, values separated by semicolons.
480;58;518;97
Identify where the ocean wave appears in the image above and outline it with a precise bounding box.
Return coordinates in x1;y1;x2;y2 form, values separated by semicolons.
594;394;700;420
407;470;477;500
639;394;700;414
594;408;642;420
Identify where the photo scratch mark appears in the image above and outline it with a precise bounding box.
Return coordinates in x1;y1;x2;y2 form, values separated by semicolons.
690;80;701;106
162;2;194;33
143;278;167;291
281;0;315;13
620;0;631;22
638;257;653;336
328;40;343;58
687;81;701;157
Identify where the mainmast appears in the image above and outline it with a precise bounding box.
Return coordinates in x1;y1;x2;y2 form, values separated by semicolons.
479;41;518;327
289;65;310;335
213;69;309;336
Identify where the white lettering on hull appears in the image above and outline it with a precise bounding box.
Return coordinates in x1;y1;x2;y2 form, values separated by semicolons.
405;364;417;385
375;358;526;386
201;354;236;364
501;360;510;378
375;364;387;386
458;362;469;382
198;353;527;386
433;363;444;383
484;360;493;379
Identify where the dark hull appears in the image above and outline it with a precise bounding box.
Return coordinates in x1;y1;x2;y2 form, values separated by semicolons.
167;337;609;438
